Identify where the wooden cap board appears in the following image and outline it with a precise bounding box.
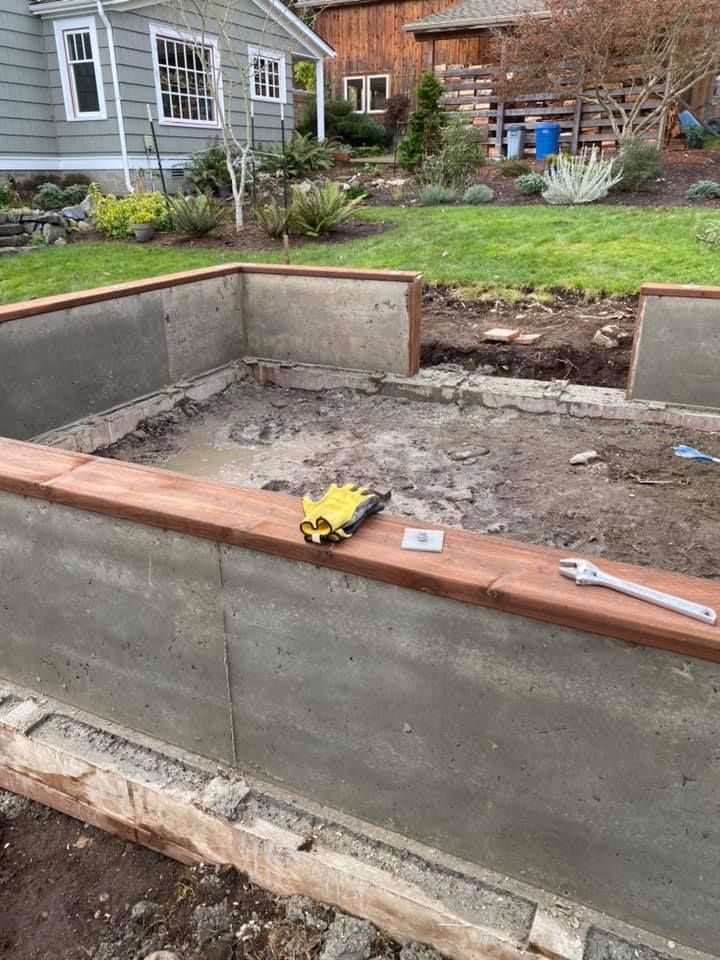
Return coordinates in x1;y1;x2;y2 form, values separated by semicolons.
1;436;719;664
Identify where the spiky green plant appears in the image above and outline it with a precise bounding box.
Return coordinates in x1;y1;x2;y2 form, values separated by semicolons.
169;192;226;237
290;182;362;237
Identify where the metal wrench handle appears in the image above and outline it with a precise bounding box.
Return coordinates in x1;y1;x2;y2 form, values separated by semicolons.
579;567;716;625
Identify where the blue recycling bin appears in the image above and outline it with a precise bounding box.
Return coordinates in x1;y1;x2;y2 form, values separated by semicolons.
506;124;526;160
535;122;561;160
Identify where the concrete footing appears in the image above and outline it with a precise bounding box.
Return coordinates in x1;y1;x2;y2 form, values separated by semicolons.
0;681;714;960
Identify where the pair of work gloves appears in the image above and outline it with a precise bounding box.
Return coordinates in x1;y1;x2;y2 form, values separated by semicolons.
300;483;384;544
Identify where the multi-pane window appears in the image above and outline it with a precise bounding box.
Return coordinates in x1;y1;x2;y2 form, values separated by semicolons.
249;47;286;103
54;17;106;121
152;29;218;125
343;75;390;114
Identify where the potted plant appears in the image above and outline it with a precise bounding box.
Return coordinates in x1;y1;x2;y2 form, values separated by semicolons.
332;142;352;163
130;211;156;242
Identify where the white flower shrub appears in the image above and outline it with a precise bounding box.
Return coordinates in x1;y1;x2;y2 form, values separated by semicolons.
542;147;623;204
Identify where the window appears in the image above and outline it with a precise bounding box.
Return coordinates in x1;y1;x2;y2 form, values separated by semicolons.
249;47;286;103
343;75;390;114
367;75;389;113
150;25;219;127
343;76;365;113
54;17;106;121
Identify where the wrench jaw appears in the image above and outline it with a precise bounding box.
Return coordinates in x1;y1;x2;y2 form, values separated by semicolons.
559;558;600;585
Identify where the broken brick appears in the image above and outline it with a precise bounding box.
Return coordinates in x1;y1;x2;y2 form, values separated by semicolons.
483;327;520;343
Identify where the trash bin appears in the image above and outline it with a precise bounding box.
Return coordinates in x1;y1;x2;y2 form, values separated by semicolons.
506;124;526;160
535;122;561;160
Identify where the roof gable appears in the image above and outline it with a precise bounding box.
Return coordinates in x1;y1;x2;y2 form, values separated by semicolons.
403;0;546;33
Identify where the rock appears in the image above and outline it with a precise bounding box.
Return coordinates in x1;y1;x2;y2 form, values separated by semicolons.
446;488;474;503
42;222;66;244
284;894;329;930
0;223;23;236
449;448;489;461
570;450;600;466
199;776;250;820
486;522;508;534
319;916;376;960
0;212;7;224
483;327;520;343
76;219;94;233
144;953;181;960
0;234;30;247
130;900;161;924
592;330;618;349
81;192;95;215
516;332;543;344
193;900;233;944
62;205;86;220
400;944;444;960
53;237;67;246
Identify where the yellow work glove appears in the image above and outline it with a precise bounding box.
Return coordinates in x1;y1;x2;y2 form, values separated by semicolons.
300;483;384;544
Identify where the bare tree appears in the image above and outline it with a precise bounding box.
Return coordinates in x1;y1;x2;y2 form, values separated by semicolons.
495;0;720;141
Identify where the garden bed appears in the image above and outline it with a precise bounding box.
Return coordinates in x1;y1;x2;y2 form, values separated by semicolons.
100;379;720;580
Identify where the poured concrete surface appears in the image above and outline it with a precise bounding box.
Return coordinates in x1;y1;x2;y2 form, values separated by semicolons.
106;380;720;579
630;294;720;408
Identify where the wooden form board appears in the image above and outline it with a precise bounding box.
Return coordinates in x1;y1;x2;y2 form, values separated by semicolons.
1;436;720;664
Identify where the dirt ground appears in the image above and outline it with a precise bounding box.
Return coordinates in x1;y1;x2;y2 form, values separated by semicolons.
420;287;635;388
102;380;720;580
0;792;403;960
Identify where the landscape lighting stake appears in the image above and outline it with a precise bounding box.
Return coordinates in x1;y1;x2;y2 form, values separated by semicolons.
280;102;290;265
250;101;257;213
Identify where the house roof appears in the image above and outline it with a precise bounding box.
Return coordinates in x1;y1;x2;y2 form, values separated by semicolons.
30;0;335;59
403;0;547;34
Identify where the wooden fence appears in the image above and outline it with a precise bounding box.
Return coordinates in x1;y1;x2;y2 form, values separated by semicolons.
436;64;665;155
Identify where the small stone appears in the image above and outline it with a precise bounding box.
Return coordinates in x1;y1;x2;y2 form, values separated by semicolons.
200;776;250;820
592;330;618;348
483;327;520;343
98;893;110;903
144;953;181;960
130;900;160;923
570;450;600;466
486;522;508;534
53;237;67;246
403;722;412;733
62;206;86;220
516;332;543;344
446;488;474;503
42;222;66;244
319;916;376;960
450;448;489;461
76;219;94;233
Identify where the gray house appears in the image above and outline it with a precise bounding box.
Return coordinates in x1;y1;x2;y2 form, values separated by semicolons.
1;0;334;192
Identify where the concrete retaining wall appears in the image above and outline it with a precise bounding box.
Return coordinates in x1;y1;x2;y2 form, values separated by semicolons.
1;439;719;951
629;283;720;408
0;264;421;440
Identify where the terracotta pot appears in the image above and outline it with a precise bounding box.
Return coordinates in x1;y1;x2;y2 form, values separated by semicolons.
333;151;351;163
132;223;155;242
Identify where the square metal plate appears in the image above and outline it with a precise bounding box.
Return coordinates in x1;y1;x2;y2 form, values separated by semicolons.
401;528;445;553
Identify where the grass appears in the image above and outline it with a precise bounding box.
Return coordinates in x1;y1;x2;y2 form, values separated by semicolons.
2;205;720;305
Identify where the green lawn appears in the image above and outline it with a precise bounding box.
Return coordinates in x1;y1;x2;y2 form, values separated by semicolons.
2;205;719;305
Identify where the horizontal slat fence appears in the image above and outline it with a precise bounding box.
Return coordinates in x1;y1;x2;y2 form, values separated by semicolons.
436;63;664;155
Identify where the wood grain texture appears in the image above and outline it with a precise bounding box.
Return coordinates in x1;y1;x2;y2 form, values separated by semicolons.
0;723;528;960
639;283;720;300
1;437;720;663
0;264;423;325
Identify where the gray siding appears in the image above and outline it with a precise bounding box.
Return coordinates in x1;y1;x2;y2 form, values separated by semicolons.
0;0;56;155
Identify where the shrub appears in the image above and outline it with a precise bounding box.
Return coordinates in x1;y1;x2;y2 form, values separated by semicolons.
259;134;335;178
418;184;456;205
344;184;371;201
541;148;622;204
33;182;66;209
463;184;494;204
416;116;485;191
685;125;708;149
515;173;545;195
687;179;720;201
254;199;291;239
397;72;445;170
290;181;362;237
352;145;383;158
382;93;410;135
61;183;89;206
169;192;225;237
185;145;231;193
499;161;531;178
298;99;391;148
616;138;662;191
90;184;171;237
0;182;20;209
697;220;720;246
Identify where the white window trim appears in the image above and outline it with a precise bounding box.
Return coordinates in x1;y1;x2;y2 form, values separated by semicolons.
248;45;287;105
367;74;390;114
54;16;107;122
343;75;365;113
149;23;221;129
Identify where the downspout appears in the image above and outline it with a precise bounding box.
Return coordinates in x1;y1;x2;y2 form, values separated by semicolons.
96;0;133;192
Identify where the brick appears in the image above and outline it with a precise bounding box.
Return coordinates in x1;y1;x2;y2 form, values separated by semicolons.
483;327;520;343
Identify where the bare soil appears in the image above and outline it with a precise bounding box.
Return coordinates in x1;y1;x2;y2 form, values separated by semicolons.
101;380;720;580
0;793;396;960
420;287;636;388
